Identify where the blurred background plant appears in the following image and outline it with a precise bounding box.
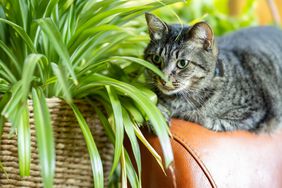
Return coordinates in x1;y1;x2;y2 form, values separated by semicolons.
118;0;282;62
154;0;258;35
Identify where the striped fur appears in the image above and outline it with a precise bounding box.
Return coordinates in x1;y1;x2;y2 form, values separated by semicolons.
144;13;282;132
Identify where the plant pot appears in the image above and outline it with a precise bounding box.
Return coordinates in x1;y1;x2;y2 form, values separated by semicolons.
0;98;113;187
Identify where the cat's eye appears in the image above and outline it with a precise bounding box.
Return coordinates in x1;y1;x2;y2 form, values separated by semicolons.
177;59;190;69
151;54;162;65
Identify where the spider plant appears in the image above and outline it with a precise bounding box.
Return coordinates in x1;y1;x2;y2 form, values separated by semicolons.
0;0;182;187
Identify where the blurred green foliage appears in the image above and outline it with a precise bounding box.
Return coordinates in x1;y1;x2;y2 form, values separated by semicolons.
118;0;258;60
152;0;258;36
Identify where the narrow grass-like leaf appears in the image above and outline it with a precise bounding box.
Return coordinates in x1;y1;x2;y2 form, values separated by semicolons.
68;24;122;48
78;0;124;25
122;99;144;124
43;77;57;87
76;59;109;77
0;40;21;75
70;104;104;188
0;6;5;41
76;74;173;168
116;0;182;23
0;71;12;84
0;92;11;113
69;32;122;66
36;18;77;84
86;35;128;64
32;88;55;188
65;5;75;44
124;150;140;188
51;63;72;103
73;34;127;73
22;54;46;100
44;0;60;17
0;18;36;52
121;148;127;188
33;0;60;47
106;86;124;176
0;82;9;92
122;109;141;180
17;103;31;176
93;105;115;143
110;56;167;81
0;59;17;83
19;0;28;31
2;82;22;122
75;7;132;34
133;124;165;174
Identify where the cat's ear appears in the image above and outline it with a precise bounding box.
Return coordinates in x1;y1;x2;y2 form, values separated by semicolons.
145;13;168;40
186;22;214;50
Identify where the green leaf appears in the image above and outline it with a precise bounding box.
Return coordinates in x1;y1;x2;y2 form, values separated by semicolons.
78;0;124;25
17;103;31;176
122;99;144;124
110;56;167;82
0;59;17;84
19;0;28;31
106;86;124;176
124;150;140;188
75;7;131;34
133;124;165;174
0;40;21;75
110;0;181;25
122;109;141;182
2;82;23;123
32;88;55;188
70;103;104;188
44;0;60;17
68;24;122;49
0;92;11;113
93;105;115;144
22;54;47;100
76;74;173;168
0;18;36;53
51;63;72;103
36;18;77;85
33;0;60;47
120;148;127;187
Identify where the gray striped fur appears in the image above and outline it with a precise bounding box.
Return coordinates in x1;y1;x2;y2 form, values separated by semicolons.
144;13;282;132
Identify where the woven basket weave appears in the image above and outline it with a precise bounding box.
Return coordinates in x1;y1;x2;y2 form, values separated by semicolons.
0;98;113;187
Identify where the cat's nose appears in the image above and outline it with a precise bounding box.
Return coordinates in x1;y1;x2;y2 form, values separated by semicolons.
168;75;176;83
160;77;174;88
171;70;176;75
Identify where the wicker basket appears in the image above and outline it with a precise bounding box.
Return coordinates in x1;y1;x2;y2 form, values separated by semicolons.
0;98;113;187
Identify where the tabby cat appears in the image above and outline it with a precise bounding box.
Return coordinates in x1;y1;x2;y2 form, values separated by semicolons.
144;13;282;132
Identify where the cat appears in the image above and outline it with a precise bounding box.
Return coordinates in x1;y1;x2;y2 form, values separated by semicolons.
144;13;282;132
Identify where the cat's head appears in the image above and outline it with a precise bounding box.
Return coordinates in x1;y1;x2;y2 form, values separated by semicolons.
144;13;218;95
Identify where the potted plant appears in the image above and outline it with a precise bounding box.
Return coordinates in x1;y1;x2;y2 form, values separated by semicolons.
0;0;182;187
